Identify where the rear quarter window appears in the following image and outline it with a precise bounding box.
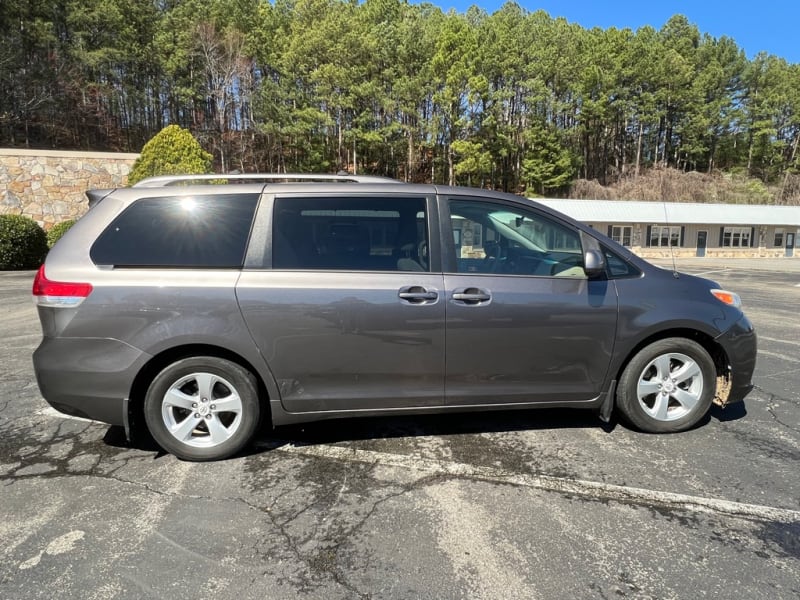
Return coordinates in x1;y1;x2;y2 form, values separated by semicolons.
90;194;259;268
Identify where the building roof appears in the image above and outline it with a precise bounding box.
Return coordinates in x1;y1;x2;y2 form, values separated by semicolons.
537;199;800;226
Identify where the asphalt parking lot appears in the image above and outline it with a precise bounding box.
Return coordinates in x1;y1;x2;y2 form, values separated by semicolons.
1;259;799;599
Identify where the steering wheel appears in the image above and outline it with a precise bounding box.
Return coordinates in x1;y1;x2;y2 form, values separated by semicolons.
417;240;428;268
482;240;505;273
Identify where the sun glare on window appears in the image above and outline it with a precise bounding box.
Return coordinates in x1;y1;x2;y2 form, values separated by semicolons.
180;197;197;211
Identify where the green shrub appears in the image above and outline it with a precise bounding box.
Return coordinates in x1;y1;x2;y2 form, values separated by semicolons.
128;124;213;185
47;219;77;248
0;214;48;270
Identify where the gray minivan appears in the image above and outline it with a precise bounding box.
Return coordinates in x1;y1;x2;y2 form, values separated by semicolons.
32;174;757;461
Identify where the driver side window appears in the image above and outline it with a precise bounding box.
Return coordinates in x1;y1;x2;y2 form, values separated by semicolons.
448;199;584;277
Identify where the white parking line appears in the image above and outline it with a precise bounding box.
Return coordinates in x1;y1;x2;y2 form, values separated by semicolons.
37;407;97;424
40;408;800;523
759;336;800;347
689;269;730;277
758;349;800;364
277;442;800;523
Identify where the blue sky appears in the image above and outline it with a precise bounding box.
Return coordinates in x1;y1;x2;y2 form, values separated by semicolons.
429;1;800;64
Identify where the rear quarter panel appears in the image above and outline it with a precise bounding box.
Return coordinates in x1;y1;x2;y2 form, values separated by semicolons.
43;269;280;403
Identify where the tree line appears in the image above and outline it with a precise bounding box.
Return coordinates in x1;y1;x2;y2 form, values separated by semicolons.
2;0;799;199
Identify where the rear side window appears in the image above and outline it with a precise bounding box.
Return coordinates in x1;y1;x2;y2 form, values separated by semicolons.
91;194;259;268
272;196;428;271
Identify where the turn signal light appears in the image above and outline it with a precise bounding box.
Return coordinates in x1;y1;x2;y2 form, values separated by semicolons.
710;288;742;308
32;266;93;307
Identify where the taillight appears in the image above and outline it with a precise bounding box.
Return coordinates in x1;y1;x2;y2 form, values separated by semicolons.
32;265;93;307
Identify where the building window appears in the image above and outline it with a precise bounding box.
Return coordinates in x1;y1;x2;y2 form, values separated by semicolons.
774;229;784;247
722;227;752;248
650;225;681;247
611;225;632;247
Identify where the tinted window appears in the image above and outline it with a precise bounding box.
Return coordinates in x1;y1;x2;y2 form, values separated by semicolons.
91;194;259;268
448;199;584;277
272;196;428;271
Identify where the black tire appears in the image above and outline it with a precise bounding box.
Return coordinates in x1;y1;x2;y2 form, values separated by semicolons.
144;356;260;461
616;338;715;433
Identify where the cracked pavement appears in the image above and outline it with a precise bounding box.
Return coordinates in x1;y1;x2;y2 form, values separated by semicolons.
1;261;799;599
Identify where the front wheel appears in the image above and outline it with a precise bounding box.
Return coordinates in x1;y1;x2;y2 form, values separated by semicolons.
616;338;715;433
144;356;261;461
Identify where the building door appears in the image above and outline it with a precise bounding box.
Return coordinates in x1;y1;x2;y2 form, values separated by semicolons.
696;230;707;257
787;232;795;257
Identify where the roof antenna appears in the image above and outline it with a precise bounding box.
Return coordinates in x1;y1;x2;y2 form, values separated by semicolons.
661;193;679;278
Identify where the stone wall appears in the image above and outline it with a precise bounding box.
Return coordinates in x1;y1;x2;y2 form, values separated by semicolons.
0;149;139;228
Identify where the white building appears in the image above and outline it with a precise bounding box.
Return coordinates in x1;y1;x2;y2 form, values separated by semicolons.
539;200;800;258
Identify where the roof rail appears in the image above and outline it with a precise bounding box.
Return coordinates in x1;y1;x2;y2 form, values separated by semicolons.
132;173;400;187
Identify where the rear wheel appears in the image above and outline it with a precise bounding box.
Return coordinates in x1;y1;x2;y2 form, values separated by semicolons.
144;356;260;461
617;338;715;433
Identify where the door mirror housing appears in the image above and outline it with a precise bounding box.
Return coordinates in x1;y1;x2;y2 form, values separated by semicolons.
583;249;606;279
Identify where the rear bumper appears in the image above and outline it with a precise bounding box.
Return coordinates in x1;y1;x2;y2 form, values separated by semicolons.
33;337;150;426
716;314;757;404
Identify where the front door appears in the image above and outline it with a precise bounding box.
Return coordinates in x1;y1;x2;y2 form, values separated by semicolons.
443;197;618;406
696;230;707;257
787;232;795;257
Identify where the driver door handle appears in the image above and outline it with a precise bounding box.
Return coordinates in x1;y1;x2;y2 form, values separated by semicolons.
452;288;492;304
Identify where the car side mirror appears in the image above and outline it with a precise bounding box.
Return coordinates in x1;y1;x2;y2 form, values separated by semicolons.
583;249;606;279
